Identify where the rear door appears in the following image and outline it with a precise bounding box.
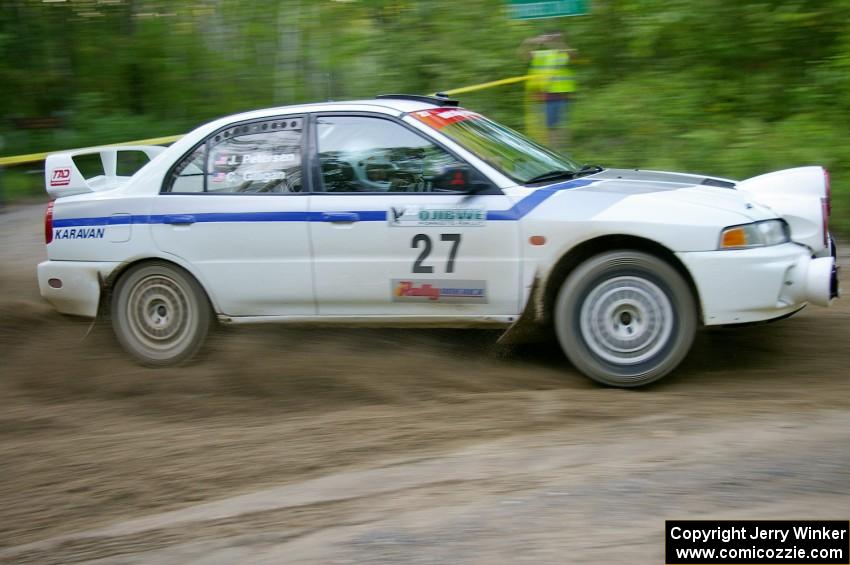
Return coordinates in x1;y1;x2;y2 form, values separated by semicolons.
308;113;521;317
151;116;314;317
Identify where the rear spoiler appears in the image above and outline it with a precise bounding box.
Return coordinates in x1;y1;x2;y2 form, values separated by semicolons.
45;145;167;199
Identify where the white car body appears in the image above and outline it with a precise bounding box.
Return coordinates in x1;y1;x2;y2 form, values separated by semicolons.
37;96;839;386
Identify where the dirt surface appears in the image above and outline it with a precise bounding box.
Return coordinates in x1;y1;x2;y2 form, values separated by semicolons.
1;203;848;564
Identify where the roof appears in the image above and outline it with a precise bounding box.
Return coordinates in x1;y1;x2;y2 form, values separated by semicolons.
222;97;445;124
171;97;453;157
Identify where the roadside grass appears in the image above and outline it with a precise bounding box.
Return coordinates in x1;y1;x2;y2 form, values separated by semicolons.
0;168;44;203
569;76;850;236
2;86;848;236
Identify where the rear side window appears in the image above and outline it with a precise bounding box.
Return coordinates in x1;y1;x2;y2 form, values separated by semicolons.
169;146;205;192
165;117;304;194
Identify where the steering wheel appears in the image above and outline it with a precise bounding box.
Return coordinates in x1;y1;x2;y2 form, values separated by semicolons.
353;153;398;191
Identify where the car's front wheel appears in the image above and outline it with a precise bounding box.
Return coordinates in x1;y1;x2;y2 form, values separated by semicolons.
111;261;212;366
554;250;697;387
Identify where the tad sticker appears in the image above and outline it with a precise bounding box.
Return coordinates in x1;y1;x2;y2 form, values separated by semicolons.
50;168;71;187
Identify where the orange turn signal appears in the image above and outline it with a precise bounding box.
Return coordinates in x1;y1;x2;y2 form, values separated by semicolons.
721;228;747;248
529;235;546;246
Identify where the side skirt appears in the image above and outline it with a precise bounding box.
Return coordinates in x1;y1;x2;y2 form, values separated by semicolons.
216;314;517;329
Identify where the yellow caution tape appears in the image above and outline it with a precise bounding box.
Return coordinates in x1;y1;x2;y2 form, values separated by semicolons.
438;74;531;96
0;151;53;167
0;134;183;167
1;74;534;167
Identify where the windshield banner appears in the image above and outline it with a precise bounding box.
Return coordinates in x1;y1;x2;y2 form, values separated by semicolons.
412;108;483;129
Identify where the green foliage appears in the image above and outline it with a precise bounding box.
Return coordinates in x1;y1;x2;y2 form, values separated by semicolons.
1;0;848;232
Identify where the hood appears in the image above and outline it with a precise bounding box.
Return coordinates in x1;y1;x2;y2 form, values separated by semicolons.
586;168;737;189
578;168;774;221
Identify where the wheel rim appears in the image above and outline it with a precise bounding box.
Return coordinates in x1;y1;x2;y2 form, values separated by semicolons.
125;274;194;352
579;275;674;366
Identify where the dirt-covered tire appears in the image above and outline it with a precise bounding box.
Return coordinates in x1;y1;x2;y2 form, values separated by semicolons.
111;261;212;366
554;250;697;387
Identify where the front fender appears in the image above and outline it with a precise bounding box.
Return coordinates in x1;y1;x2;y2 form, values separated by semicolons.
737;166;829;253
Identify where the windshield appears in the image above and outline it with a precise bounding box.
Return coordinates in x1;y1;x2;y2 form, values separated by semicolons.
411;108;581;184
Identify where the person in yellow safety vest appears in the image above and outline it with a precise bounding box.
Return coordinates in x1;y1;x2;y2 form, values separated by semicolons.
520;31;577;149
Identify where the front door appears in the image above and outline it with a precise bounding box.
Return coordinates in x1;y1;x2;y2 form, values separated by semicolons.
308;114;521;317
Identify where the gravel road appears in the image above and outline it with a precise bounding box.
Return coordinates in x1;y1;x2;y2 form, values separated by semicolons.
1;202;848;564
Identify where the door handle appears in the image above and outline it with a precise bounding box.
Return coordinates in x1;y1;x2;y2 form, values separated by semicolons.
163;214;196;225
322;212;360;223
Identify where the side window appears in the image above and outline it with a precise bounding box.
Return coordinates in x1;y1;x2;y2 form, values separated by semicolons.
208;118;303;193
166;117;303;193
316;116;476;193
169;145;205;193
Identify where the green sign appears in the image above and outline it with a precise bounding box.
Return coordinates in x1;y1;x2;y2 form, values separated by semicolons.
507;0;588;19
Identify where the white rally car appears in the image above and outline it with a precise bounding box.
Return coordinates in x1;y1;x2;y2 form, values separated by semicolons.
38;94;839;387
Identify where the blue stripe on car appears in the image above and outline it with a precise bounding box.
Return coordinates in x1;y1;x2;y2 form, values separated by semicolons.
52;179;595;228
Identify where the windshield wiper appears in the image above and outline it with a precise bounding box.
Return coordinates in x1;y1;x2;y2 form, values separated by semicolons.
574;164;604;177
525;164;604;185
525;169;577;184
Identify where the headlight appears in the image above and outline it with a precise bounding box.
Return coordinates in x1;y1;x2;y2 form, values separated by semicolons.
719;219;790;249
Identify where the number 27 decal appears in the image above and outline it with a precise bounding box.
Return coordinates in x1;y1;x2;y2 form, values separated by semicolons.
412;233;461;273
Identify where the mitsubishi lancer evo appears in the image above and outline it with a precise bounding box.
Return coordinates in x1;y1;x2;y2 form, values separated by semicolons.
38;94;839;387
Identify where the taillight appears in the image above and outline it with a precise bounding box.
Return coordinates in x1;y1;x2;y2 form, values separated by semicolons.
823;167;831;216
821;167;831;247
45;201;54;244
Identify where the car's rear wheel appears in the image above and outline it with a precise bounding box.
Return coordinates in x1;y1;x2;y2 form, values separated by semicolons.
111;262;211;366
554;250;697;387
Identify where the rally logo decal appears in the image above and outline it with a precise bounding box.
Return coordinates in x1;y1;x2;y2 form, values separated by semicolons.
388;205;486;227
392;279;487;303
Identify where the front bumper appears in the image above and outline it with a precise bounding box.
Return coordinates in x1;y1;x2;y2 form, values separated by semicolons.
677;243;838;326
37;260;120;318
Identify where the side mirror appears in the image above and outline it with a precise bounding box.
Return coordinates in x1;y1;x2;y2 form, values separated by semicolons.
433;165;489;193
